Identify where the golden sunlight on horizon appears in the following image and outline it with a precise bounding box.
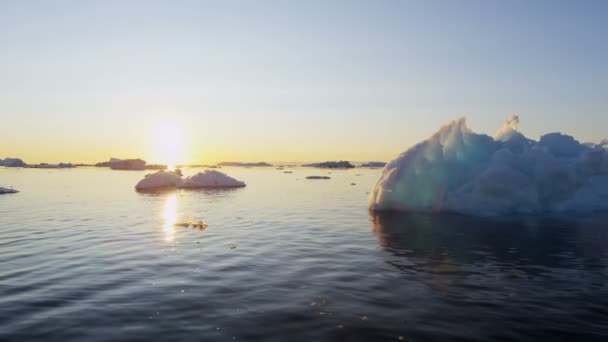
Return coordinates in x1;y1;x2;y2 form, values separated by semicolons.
149;123;189;170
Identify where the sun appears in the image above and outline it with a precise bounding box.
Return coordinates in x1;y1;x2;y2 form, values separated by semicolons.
150;123;188;170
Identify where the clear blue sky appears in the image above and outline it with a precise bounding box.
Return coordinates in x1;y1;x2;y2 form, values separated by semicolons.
1;0;606;163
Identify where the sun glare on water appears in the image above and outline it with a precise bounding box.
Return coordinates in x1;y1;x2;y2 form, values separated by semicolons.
150;123;188;170
162;194;177;242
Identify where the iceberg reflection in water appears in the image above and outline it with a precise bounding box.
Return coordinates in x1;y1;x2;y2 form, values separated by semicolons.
369;211;608;340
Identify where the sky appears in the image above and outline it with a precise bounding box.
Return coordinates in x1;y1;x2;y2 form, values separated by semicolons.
1;0;607;164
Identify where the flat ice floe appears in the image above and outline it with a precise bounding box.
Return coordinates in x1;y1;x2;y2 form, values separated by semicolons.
135;171;183;191
369;116;608;216
181;170;245;188
0;187;18;194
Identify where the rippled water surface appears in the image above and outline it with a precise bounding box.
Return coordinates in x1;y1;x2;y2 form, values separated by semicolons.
1;167;608;341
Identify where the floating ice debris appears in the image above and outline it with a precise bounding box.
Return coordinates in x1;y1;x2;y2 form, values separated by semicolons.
180;170;246;188
135;170;183;191
192;221;207;229
369;117;608;216
360;161;386;168
306;176;331;179
0;187;18;194
173;220;208;230
303;161;355;168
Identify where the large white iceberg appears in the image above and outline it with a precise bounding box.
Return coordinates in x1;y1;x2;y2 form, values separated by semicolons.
181;170;246;188
369;117;608;216
135;170;183;191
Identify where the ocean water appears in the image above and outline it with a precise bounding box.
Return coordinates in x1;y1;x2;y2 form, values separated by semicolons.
1;167;607;341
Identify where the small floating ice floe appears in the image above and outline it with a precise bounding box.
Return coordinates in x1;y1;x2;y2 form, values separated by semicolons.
306;176;331;180
180;170;246;188
134;170;183;191
0;187;18;194
173;220;208;230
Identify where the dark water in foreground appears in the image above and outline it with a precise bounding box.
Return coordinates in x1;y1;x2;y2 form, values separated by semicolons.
1;168;607;341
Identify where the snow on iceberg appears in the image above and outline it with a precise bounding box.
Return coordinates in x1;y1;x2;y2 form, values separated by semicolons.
135;170;246;191
135;170;183;191
369;117;608;216
181;170;246;188
0;187;18;194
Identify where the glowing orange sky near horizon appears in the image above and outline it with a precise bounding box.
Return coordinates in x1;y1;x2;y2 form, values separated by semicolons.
2;120;409;165
1;2;607;166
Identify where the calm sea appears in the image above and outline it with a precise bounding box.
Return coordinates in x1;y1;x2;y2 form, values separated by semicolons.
1;167;607;341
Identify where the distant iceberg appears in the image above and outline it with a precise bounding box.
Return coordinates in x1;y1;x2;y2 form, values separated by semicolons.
181;170;246;188
217;162;272;167
361;161;387;168
26;162;76;169
135;170;183;191
302;161;355;168
135;170;245;191
0;158;26;167
95;158;167;171
0;187;18;194
369;116;608;216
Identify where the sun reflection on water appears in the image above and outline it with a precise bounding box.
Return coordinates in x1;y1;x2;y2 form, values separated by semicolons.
163;194;177;242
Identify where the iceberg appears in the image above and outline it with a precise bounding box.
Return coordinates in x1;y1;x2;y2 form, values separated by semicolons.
361;161;387;168
96;158;167;170
26;162;76;169
0;187;18;194
135;170;245;191
0;158;26;167
135;170;183;191
369;117;608;216
302;161;355;168
181;170;246;188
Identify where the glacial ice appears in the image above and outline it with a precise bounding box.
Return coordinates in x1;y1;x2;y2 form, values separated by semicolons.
0;158;26;167
135;170;183;191
369;117;608;216
181;170;246;188
135;170;246;191
0;187;18;194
